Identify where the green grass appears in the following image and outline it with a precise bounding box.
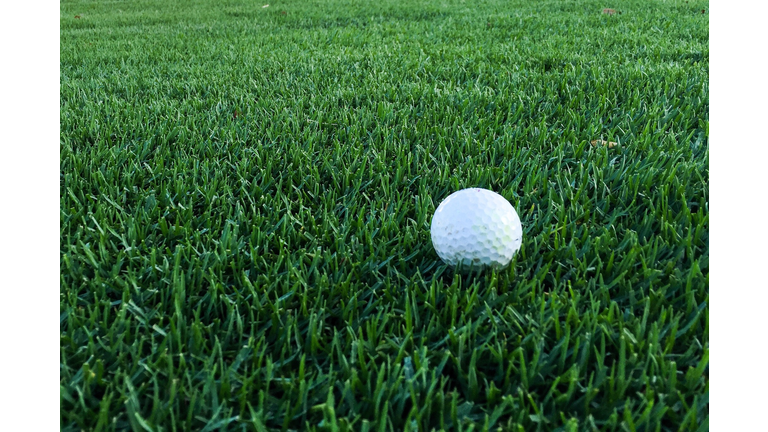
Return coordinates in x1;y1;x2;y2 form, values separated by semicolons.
60;0;709;430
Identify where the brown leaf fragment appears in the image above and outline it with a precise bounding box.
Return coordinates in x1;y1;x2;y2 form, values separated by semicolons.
74;15;81;19
591;139;618;148
602;8;617;15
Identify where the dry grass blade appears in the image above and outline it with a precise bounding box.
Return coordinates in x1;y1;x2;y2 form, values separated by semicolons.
590;139;618;148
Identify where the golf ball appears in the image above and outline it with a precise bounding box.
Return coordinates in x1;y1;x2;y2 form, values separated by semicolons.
430;188;522;269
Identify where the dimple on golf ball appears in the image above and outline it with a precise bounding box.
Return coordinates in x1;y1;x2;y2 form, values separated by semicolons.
430;188;523;269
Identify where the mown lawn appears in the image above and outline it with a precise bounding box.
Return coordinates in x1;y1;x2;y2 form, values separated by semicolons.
60;0;709;430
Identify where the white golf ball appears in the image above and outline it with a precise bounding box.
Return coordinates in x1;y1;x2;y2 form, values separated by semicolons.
430;188;523;269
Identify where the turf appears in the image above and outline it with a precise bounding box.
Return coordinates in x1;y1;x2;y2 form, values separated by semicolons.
60;0;709;430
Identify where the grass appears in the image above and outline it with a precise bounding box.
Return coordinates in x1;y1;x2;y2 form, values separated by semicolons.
60;0;709;430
